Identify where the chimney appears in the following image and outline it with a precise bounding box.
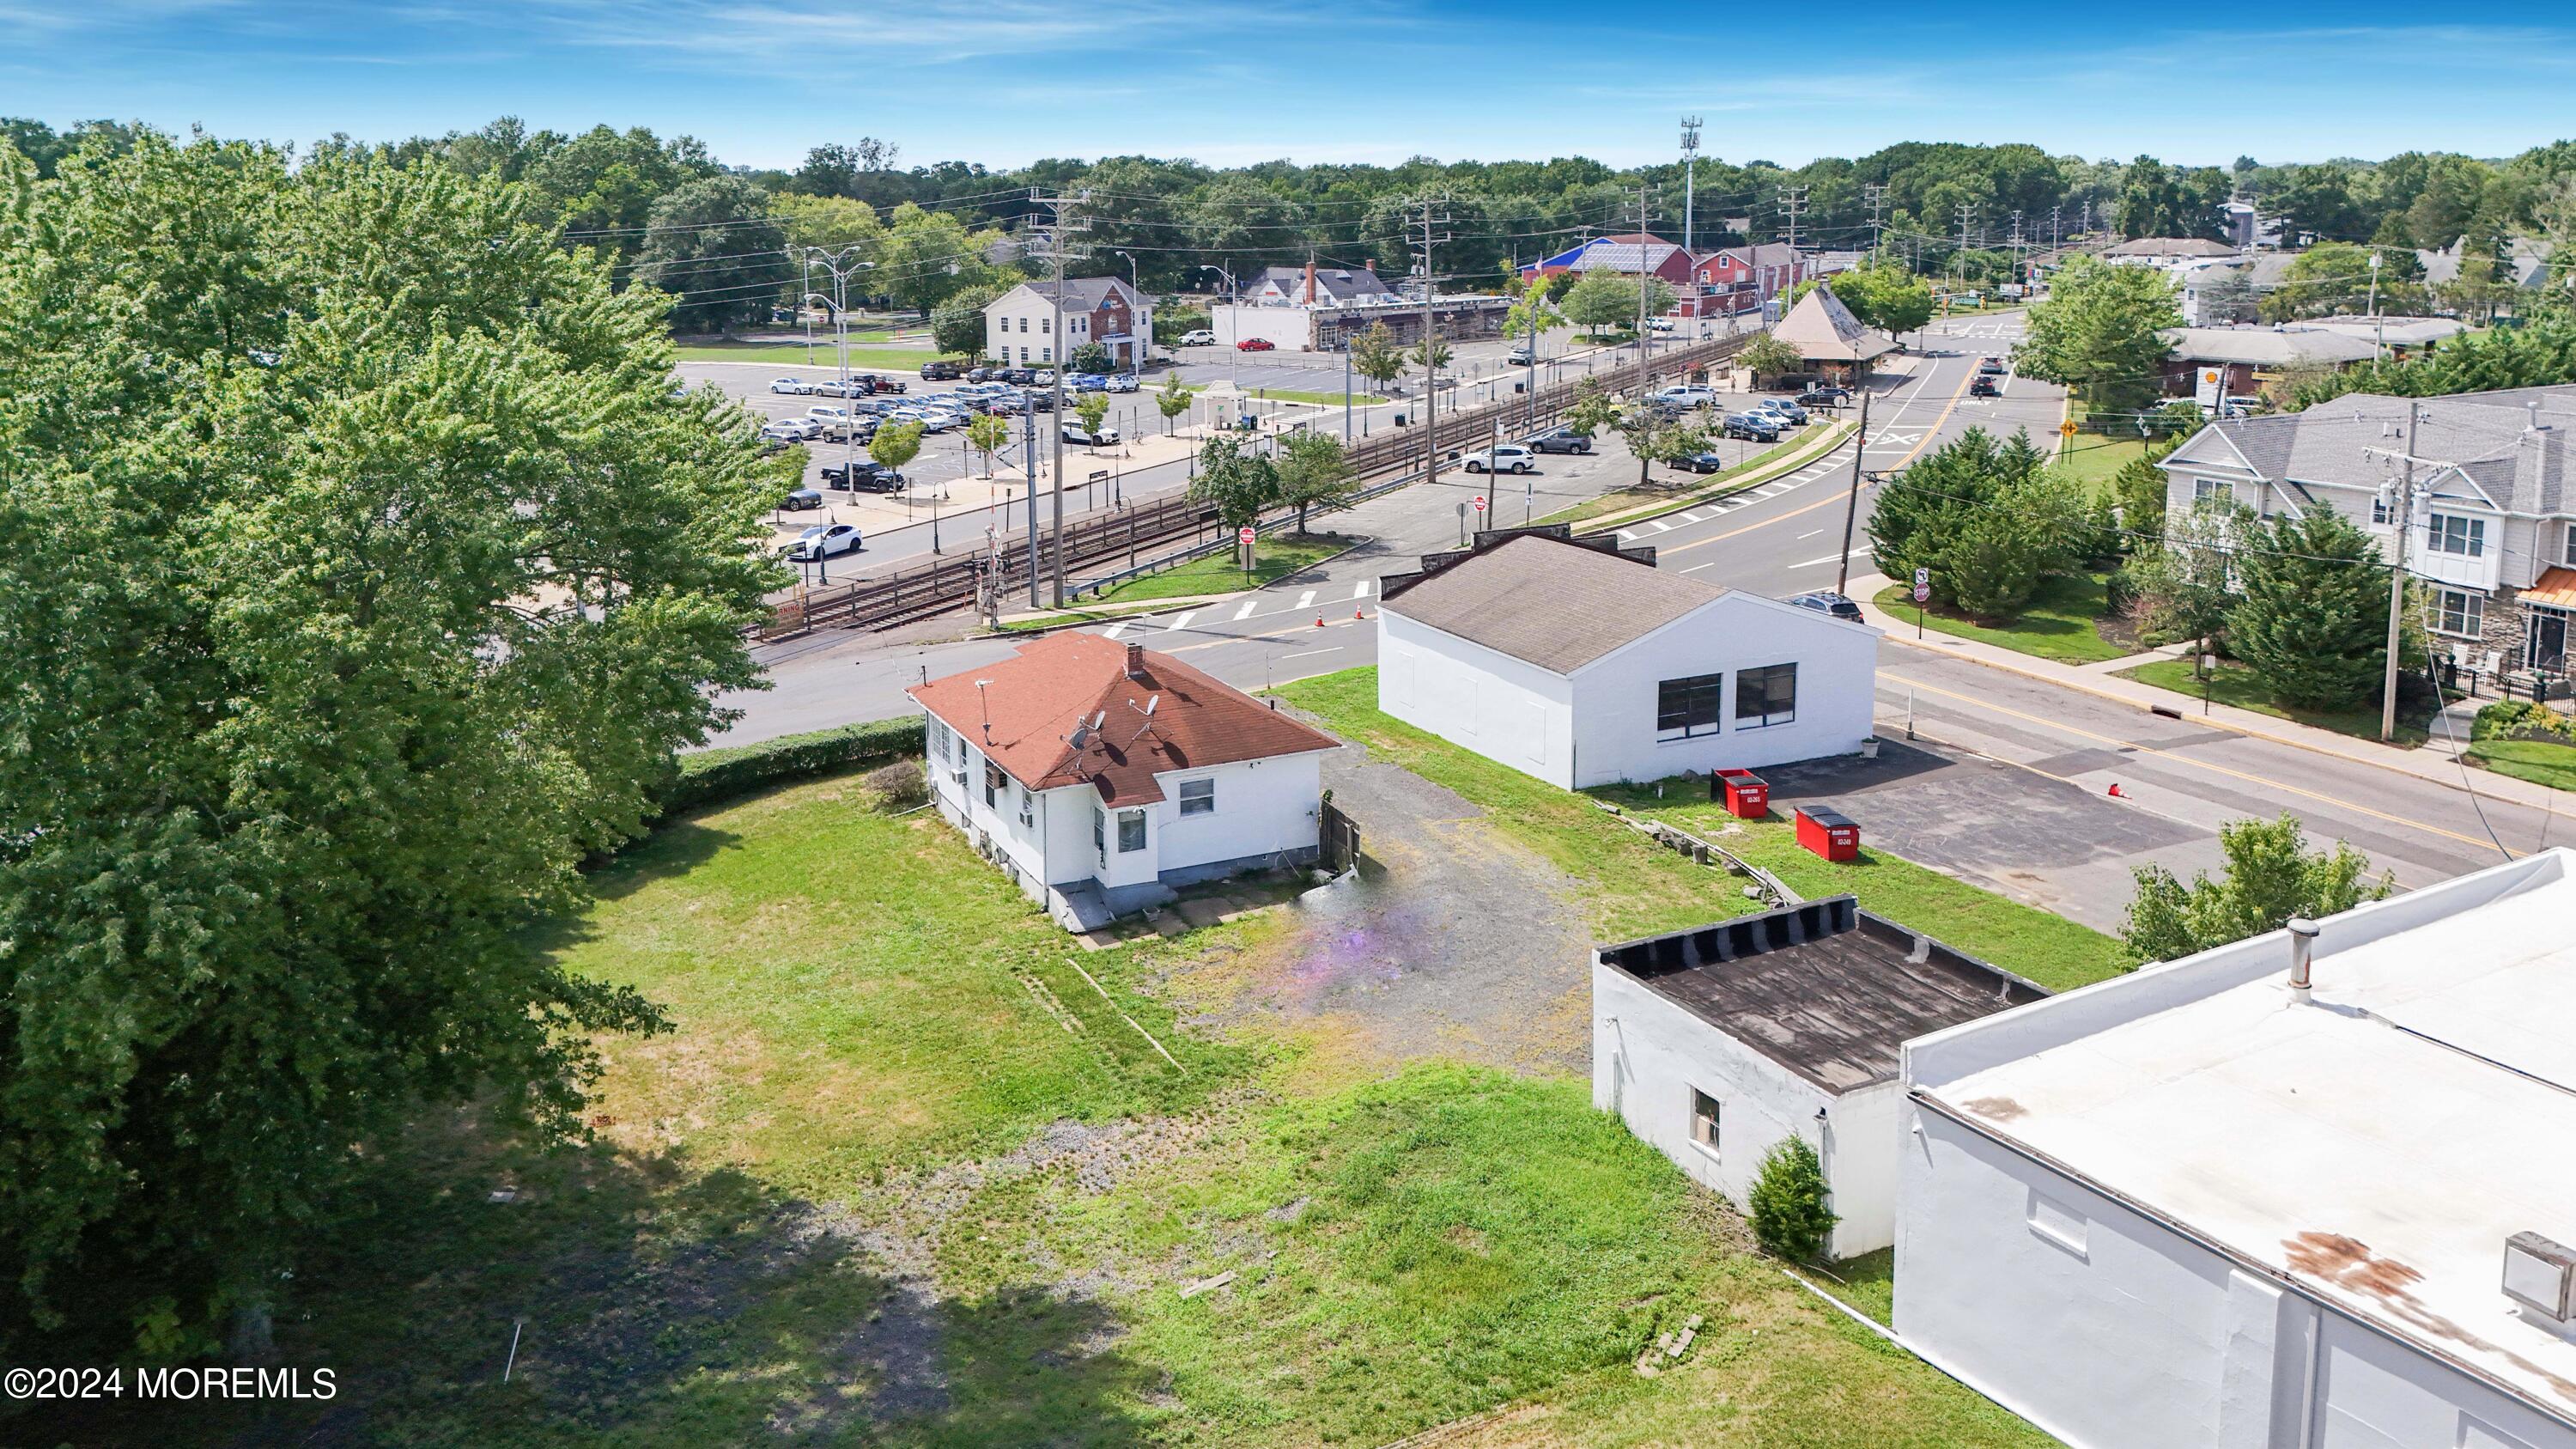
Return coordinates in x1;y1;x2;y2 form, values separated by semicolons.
1304;259;1316;306
1124;642;1147;680
2287;917;2318;995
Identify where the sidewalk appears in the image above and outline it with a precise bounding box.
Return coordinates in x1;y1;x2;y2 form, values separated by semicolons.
1848;572;2569;812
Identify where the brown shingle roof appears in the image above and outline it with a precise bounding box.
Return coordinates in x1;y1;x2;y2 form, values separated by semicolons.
1380;533;1725;673
908;632;1338;807
1771;283;1893;363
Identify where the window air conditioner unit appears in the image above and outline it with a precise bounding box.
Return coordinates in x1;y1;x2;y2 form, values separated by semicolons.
2504;1232;2575;1322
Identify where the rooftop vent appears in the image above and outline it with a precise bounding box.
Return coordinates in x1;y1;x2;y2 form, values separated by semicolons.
2287;916;2318;995
2504;1232;2575;1323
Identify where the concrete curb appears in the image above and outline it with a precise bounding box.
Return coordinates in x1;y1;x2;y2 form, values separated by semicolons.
1546;419;1858;535
979;533;1379;639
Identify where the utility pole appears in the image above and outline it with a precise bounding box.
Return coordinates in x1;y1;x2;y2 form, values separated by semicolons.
1635;186;1653;369
2367;250;2386;362
1953;201;1979;284
1834;385;1874;595
1410;200;1451;495
2009;210;2026;291
2367;407;2432;741
1021;391;1041;608
2050;204;2063;254
1680;116;1703;260
1026;187;1091;606
1862;183;1887;264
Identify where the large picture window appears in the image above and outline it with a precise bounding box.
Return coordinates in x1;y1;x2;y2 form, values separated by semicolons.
2435;588;2485;639
1736;664;1797;728
2428;513;2487;557
1656;673;1725;740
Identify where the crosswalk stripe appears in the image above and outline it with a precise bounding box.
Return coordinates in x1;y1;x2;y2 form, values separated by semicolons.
1649;519;1674;533
1104;622;1129;639
1616;529;1638;540
1352;580;1370;598
1232;599;1257;620
1295;589;1315;609
1163;611;1195;632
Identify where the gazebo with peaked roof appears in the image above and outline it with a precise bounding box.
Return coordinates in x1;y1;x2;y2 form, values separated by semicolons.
1770;283;1893;381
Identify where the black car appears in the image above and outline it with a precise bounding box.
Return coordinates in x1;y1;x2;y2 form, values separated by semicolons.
1787;589;1865;624
1526;427;1593;455
1796;386;1850;407
1677;451;1728;473
920;361;963;381
1970;375;2000;398
1722;414;1781;442
1004;367;1038;385
823;461;904;493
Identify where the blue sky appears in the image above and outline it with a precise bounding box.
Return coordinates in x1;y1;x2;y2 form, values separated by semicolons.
4;1;2573;170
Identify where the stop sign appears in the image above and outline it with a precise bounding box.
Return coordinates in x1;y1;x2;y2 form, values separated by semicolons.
1237;526;1255;545
1473;496;1486;513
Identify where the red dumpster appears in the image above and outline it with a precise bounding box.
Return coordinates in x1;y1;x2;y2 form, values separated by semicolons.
1711;768;1771;819
1795;806;1859;862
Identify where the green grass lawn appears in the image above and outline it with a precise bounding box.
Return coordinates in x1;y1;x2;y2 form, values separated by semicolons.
2468;736;2576;791
1872;572;2128;666
2059;435;2147;492
126;765;2056;1448
1243;387;1387;406
2116;658;2430;746
1083;531;1353;606
1279;667;2129;991
676;341;956;369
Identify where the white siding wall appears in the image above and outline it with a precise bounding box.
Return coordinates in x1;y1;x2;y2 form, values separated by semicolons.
1380;610;1578;787
1210;303;1315;352
927;723;1057;904
1150;752;1324;874
1566;595;1878;788
986;293;1058;365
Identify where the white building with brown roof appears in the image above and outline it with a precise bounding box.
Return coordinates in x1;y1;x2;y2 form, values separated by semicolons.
908;632;1339;928
1374;527;1880;789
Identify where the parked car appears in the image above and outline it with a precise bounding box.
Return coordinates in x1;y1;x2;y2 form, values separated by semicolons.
1677;451;1728;474
779;486;824;510
1977;356;2006;375
1179;329;1217;346
1754;398;1810;426
781;522;863;561
1067;372;1109;392
1505;346;1535;366
769;376;814;395
1236;338;1275;351
1788;589;1866;624
1655;385;1717;409
823;461;904;493
1459;444;1535;475
912;410;959;433
1106;373;1140;393
1647;316;1677;332
1795;385;1850;407
807;379;855;399
762;418;819;443
1969;374;2000;398
1525;427;1593;454
966;365;1005;383
1021;389;1057;411
920;360;963;381
802;405;854;434
1722;413;1781;441
1061;421;1120;446
982;397;1024;417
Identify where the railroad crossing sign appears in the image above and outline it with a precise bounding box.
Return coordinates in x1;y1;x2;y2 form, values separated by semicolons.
1473;495;1486;513
1912;566;1930;604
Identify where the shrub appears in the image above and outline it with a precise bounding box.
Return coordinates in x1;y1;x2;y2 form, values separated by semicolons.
1747;1135;1838;1263
863;759;930;810
2474;699;2576;743
659;717;923;815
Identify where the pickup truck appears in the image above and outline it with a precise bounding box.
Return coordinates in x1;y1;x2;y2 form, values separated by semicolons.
823;461;904;493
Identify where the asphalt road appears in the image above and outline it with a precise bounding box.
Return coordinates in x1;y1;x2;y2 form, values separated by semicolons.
708;308;2559;931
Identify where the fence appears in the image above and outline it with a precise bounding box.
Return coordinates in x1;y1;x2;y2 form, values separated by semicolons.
756;332;1758;640
1318;800;1362;874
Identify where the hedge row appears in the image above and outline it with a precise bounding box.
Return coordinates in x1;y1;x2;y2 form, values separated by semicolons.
659;716;924;816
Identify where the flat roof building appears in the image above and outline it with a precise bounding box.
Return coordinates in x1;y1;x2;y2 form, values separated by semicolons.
1898;848;2576;1449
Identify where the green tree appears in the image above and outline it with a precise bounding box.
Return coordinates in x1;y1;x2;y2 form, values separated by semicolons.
1072;392;1112;445
0;131;786;1355
1610;406;1710;490
1734;333;1803;384
2227;506;2389;711
2259;242;2381;321
2122;815;2394;965
1747;1136;1839;1263
1411;336;1453;374
634;174;793;334
2014;255;2181;414
1068;341;1115;374
874;201;1005;313
1503;279;1569;350
1191;435;1278;530
930;281;1005;357
2196;268;2258;326
1274;430;1358;533
964;412;1011;478
2120;496;2242;654
870;420;926;476
1562;271;1647;335
1155;373;1194;435
1868;428;2081;616
769;192;886;255
1349;322;1406;397
1560;377;1618;438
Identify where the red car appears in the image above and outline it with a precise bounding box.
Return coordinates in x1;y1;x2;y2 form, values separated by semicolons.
1236;338;1275;351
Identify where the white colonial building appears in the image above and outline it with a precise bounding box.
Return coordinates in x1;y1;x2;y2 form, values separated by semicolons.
1897;848;2576;1449
909;632;1337;930
982;277;1153;370
1594;896;2046;1258
1375;528;1880;789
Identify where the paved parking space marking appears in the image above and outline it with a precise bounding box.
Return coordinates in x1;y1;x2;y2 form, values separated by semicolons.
1163;610;1195;632
1232;599;1257;620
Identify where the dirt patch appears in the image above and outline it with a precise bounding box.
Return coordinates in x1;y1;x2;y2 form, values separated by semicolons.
1155;743;1596;1078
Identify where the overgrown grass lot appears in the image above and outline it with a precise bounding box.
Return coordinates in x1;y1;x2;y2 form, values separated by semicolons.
1871;572;2127;666
120;707;2069;1447
2116;657;2433;746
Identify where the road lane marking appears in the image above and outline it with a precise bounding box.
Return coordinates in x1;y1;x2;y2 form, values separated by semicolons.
1232;600;1257;620
1295;590;1315;609
1280;647;1341;660
1796;529;1825;540
1784;553;1841;569
1163;610;1195;632
1616;529;1639;540
1104;622;1130;639
1352;580;1370;598
1886;674;2510;855
1650;520;1674;532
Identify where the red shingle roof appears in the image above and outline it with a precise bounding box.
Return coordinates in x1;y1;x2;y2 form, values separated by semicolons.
907;632;1339;807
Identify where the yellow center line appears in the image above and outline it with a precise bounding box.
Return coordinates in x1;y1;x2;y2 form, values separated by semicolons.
1662;358;1979;555
1888;673;2510;855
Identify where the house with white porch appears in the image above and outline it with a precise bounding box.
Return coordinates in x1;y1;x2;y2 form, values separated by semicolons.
983;277;1153;370
910;632;1338;930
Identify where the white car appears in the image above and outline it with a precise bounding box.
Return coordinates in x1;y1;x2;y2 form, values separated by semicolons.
1106;374;1140;393
914;411;960;433
761;418;818;443
1461;444;1536;475
1179;330;1217;346
1061;421;1120;446
781;522;862;561
804;405;854;429
1655;385;1716;409
769;376;814;395
1648;317;1678;332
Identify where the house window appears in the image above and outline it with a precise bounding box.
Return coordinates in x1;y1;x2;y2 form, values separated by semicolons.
1736;664;1798;728
2193;478;2232;508
1018;784;1034;826
1093;806;1106;860
1178;778;1215;817
2435;588;2486;639
1116;809;1146;853
1017;316;1028;333
932;723;949;764
1041;316;1052;334
1656;673;1725;740
1041;346;1052;362
984;762;1004;808
2372;493;2392;525
1689;1090;1721;1154
2428;513;2487;557
2564;522;2576;567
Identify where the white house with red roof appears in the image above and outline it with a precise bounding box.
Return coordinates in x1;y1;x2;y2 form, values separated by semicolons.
908;632;1340;929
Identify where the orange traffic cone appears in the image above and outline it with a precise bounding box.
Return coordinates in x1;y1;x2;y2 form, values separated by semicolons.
1354;606;1366;620
2107;783;2125;799
1315;615;1325;628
